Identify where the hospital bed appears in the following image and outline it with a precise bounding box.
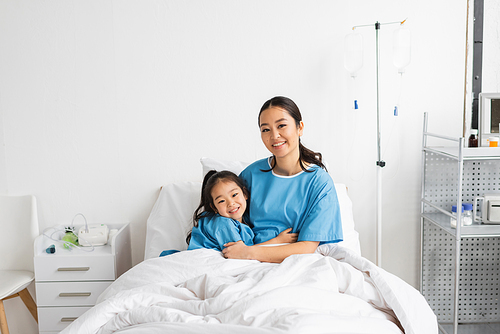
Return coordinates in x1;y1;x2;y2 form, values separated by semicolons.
60;158;438;334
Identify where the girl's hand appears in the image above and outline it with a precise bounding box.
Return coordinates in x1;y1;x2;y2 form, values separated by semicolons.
275;228;298;244
222;240;253;259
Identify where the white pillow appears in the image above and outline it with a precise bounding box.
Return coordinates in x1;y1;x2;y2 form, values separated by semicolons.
144;182;201;260
144;159;361;260
333;183;361;255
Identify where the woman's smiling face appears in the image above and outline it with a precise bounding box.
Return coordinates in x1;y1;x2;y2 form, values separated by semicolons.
259;107;304;160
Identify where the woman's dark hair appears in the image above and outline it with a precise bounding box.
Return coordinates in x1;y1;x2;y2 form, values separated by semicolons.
186;170;250;245
259;96;327;172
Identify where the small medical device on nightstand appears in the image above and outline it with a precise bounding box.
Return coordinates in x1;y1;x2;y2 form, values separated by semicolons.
78;224;110;246
473;194;500;224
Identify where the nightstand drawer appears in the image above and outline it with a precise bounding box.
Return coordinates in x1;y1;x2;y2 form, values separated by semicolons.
36;281;112;306
38;306;91;332
35;254;115;281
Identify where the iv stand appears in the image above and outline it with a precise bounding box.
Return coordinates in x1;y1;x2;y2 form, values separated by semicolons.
352;20;405;267
375;22;384;268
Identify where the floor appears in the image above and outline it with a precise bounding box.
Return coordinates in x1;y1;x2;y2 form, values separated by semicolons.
440;323;500;334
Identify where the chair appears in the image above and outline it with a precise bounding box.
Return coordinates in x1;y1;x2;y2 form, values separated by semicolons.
0;195;39;334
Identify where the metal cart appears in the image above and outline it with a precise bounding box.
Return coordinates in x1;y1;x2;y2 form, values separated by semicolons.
420;112;500;334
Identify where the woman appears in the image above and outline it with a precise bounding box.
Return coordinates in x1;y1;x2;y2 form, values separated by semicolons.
222;96;343;262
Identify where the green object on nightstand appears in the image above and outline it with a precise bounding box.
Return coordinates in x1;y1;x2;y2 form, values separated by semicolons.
62;228;79;249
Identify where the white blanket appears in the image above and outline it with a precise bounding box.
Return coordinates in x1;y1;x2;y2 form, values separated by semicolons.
61;245;437;334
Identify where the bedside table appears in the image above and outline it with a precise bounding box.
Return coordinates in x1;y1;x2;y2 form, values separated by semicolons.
33;223;132;334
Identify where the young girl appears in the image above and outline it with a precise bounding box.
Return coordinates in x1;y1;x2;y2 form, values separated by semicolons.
187;170;297;251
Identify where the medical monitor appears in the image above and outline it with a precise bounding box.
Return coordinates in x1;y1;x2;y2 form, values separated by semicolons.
479;92;500;146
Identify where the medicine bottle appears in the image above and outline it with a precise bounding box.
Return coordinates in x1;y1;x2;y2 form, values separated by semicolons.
468;129;478;148
487;137;499;147
462;203;473;226
450;205;463;228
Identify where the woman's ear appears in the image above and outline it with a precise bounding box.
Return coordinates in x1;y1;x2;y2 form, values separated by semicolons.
298;121;304;137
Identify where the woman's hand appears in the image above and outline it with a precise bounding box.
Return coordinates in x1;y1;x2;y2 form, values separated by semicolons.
222;240;254;259
274;228;298;244
224;240;319;263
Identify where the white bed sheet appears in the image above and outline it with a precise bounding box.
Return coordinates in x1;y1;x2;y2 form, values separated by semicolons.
60;245;437;334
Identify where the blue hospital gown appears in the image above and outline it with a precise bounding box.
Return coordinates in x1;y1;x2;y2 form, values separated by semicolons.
187;214;255;251
239;157;343;245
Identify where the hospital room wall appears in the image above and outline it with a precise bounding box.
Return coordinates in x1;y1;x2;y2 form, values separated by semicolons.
0;1;467;332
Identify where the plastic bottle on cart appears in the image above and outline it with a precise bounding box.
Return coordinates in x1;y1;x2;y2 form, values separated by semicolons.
462;203;473;226
468;129;478;147
450;205;463;228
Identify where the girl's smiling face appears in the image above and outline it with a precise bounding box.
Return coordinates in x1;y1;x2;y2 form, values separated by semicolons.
259;106;304;160
211;180;247;223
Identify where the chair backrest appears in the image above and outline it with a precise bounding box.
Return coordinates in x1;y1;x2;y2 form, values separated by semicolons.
0;195;39;271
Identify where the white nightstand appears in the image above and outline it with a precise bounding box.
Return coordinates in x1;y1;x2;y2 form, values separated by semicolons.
33;223;132;334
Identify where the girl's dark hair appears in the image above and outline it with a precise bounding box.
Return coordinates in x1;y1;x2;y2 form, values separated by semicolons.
259;96;327;172
185;170;250;245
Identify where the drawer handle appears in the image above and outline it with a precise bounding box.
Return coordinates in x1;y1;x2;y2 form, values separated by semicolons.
57;267;90;272
59;292;91;297
61;317;78;322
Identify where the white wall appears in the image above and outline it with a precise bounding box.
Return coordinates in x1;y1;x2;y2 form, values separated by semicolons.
0;1;468;333
483;0;500;92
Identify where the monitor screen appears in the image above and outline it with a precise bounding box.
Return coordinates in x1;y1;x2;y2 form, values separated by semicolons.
479;93;500;145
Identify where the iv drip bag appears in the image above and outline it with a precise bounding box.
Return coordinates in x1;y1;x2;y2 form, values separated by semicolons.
344;31;363;77
393;25;411;73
